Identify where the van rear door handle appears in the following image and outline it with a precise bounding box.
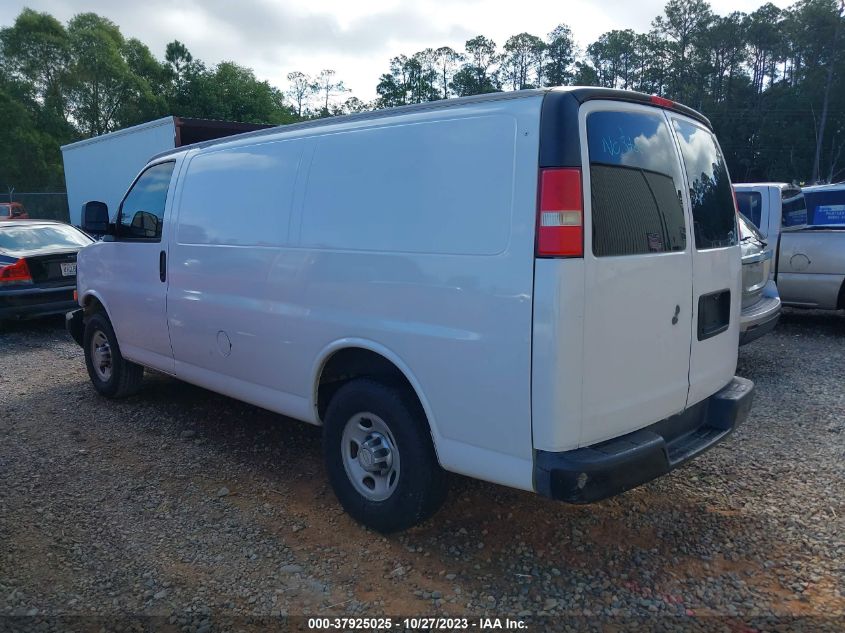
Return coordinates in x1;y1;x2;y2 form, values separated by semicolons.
159;250;166;283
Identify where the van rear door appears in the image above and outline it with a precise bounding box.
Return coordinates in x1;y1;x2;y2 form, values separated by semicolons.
577;102;694;446
670;116;741;406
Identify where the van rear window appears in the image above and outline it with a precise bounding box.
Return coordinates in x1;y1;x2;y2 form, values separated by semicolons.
586;111;687;257
672;119;737;249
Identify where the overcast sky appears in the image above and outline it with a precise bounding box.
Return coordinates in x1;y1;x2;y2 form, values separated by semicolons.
1;0;794;103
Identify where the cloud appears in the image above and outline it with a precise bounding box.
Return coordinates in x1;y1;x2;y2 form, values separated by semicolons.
0;0;795;101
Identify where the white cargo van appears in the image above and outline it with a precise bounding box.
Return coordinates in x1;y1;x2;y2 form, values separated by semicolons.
68;87;754;532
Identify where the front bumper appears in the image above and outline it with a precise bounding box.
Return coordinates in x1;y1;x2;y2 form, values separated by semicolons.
534;376;754;503
0;285;76;320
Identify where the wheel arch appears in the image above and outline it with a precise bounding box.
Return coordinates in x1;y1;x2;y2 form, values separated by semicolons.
80;290;112;319
312;339;442;461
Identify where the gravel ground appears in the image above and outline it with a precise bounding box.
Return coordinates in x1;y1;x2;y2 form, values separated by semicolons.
0;309;843;632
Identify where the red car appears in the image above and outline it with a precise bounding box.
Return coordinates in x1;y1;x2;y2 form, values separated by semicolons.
0;202;29;220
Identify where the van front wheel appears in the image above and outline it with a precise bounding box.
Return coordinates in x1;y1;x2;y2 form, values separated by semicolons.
323;378;447;532
83;312;144;398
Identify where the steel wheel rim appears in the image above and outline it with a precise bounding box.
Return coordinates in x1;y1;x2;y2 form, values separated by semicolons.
341;412;400;502
91;330;113;382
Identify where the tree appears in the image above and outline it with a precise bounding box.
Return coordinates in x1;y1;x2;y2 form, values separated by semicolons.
65;13;157;135
653;0;714;101
463;35;499;92
205;62;292;124
808;0;844;182
0;8;70;121
587;30;639;89
286;71;313;118
545;24;575;86
434;46;462;99
315;69;348;116
165;40;193;82
502;32;545;90
0;74;64;190
340;96;369;114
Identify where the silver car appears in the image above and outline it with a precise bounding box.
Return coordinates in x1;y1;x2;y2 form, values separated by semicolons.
738;213;781;345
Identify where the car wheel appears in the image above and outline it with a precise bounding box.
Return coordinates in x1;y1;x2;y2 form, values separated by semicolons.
323;378;447;533
83;312;144;398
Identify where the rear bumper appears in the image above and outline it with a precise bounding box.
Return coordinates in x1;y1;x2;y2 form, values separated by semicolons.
739;282;781;345
533;376;754;503
0;285;76;320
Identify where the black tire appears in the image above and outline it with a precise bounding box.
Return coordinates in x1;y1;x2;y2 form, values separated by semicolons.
323;378;447;533
83;311;144;398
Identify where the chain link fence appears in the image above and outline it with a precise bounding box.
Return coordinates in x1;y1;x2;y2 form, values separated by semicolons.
4;191;70;223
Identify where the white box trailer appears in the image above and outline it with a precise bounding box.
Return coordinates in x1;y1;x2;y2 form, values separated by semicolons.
62;116;271;226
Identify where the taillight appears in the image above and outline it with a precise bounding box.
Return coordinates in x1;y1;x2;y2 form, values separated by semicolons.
536;168;583;257
731;186;740;215
0;258;33;285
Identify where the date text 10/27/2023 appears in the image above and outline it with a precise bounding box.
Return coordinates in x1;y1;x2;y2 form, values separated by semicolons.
307;617;529;630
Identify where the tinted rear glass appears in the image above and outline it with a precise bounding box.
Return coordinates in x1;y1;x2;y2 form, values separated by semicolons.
0;224;92;254
672;119;737;249
587;111;687;257
735;191;762;228
804;189;845;225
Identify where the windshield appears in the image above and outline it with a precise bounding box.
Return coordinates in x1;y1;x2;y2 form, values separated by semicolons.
738;213;765;243
0;205;10;217
804;189;845;225
0;224;93;253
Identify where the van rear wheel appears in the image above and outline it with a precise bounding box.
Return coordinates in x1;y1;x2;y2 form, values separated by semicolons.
83;312;144;398
323;378;447;533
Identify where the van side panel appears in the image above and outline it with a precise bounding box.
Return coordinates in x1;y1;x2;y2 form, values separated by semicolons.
169;98;543;491
299;117;514;255
288;102;541;490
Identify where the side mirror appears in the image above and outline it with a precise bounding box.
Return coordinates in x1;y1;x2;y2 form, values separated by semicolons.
82;201;110;236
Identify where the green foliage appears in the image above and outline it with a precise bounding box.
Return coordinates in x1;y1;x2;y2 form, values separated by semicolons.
376;0;844;184
0;10;299;192
0;2;843;191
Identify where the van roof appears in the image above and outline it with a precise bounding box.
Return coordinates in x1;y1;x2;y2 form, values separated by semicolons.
149;87;712;162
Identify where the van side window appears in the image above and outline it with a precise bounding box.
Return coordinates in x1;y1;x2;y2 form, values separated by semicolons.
587;111;687;257
672;120;737;249
117;162;176;241
735;191;762;228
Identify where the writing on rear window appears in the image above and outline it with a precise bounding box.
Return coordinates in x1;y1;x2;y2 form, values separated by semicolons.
587;111;686;257
600;131;641;157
